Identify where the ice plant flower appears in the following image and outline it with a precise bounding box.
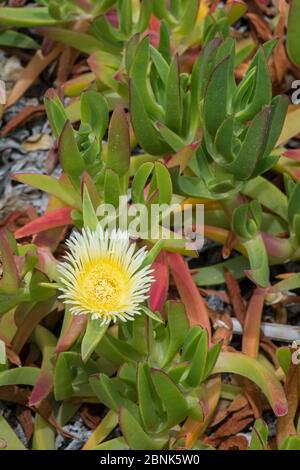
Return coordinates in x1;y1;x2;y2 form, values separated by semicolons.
58;226;154;325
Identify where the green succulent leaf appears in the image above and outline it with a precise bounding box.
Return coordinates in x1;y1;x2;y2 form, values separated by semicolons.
81;319;108;363
58;121;85;177
150;368;188;430
82;185;99;230
119;406;166;450
162;301;189;367
164;55;182;134
287;0;300;67
81;91;109;140
0;30;39;49
44;89;68;139
107;105;130;176
214;352;288;417
0;416;26;450
54;352;98;400
249;419;269;450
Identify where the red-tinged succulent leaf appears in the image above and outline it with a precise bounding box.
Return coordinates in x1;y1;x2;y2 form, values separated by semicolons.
82;171;102;208
29;370;53;407
29;327;56;408
167;141;201;173
55;314;87;354
0;230;20;292
36;247;59;281
14;208;73;239
62;73;96;98
277;362;299;447
242;288;265;358
167;252;211;339
12;297;57;355
213;352;288;417
34;226;68;253
283;149;300;162
149;251;169;314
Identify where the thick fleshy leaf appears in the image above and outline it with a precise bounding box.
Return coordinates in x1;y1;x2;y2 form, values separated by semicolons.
235;48;272;122
44;88;68;138
29;326;57;407
131;162;154;204
81;91;109;140
58;121;85;177
104;168;121;206
225;1;247;24
183;329;208;387
224;109;270;180
0;30;39;49
119;406;166;450
129;81;170;155
149;251;169;314
81;319;108;363
0;230;19;292
32;415;55;450
0;7;62;27
11;173;81;211
96;333;141;365
55;314;87;354
107;105;130;176
82;185;99;230
39;27;105;54
15;208;73;239
12;298;57;355
137;363;161;432
0;367;40;386
204;57;230;137
249;419;269;450
242;176;288;222
287;0;300;67
164;55;182;134
167;253;211;338
54;352;98;400
213;352;288;417
82;411;118;450
0;416;26;450
130;36;164;119
243;235;270;288
151;368;188;430
162;301;189;366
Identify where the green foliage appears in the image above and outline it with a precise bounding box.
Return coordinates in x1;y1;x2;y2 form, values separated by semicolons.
174;39;288;199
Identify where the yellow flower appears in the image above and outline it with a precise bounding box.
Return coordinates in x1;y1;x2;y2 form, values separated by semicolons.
58;226;154;325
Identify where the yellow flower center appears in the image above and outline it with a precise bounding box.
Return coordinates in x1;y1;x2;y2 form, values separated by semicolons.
78;259;129;314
